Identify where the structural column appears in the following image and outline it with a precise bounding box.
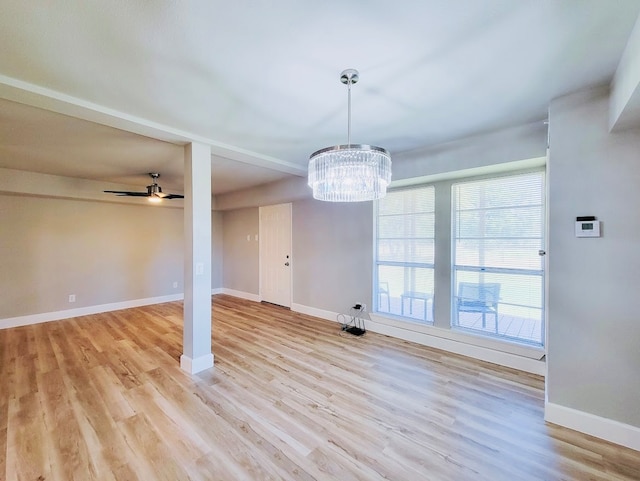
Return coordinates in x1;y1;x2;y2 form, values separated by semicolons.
181;141;213;374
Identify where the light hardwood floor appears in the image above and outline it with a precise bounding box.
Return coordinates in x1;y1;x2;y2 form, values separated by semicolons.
1;294;638;480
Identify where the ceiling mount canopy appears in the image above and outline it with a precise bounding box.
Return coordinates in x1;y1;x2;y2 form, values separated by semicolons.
308;69;392;202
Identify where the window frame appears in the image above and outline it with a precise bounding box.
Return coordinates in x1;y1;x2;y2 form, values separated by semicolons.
372;167;546;352
374;185;436;323
450;170;546;346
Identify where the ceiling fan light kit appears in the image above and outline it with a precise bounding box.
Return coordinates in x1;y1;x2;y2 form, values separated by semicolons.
103;172;184;202
308;69;392;202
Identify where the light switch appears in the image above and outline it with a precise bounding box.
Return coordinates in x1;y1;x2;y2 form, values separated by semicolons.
195;263;204;275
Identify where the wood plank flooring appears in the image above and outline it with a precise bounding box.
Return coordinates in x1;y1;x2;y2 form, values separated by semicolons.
1;294;639;480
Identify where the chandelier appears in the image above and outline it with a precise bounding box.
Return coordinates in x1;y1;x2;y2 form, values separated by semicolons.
308;69;392;202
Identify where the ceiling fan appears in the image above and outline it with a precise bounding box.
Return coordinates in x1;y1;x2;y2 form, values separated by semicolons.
104;173;184;202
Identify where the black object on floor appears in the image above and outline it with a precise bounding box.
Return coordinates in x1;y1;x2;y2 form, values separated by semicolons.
344;326;366;336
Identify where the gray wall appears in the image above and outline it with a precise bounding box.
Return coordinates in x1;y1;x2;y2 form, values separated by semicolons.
293;199;372;313
392;122;548;181
217;197;373;314
433;181;454;326
0;194;184;318
217;122;548;319
212;210;223;289
222;207;259;294
0;180;225;320
547;87;640;427
215;176;309;211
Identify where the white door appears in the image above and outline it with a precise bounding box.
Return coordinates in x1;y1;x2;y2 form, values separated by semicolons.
259;203;292;308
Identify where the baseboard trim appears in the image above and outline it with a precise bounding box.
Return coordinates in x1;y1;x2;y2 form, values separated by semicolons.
211;288;224;295
291;303;338;323
0;293;184;330
180;353;214;374
367;315;545;375
291;303;545;375
545;402;640;452
220;288;260;302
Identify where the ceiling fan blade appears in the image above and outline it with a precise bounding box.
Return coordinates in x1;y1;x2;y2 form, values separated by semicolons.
104;174;183;200
103;190;150;197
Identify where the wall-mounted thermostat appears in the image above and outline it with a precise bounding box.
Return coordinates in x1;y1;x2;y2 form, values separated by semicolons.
575;216;600;237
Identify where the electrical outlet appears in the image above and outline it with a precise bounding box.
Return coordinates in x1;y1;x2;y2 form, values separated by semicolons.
68;294;76;303
173;281;178;288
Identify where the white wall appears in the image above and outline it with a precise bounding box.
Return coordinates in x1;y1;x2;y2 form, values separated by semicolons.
547;86;640;428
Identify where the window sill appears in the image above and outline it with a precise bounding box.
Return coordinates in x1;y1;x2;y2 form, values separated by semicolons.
369;312;545;361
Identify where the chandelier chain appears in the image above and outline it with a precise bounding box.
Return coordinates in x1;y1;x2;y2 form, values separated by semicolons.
347;78;352;147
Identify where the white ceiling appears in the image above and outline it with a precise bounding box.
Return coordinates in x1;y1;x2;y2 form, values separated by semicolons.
1;1;639;195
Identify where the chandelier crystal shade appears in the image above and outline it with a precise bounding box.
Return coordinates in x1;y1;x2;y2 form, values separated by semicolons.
308;69;391;202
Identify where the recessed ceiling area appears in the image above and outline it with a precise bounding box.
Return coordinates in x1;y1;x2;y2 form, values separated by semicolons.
1;1;639;196
0;98;291;194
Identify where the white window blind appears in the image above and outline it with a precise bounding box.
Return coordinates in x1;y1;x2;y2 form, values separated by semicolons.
375;186;435;322
452;171;545;345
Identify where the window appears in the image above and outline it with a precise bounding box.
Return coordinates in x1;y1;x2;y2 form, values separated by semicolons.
452;172;545;345
375;186;435;322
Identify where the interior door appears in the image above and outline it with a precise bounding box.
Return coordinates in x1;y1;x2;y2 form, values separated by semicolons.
259;203;292;308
